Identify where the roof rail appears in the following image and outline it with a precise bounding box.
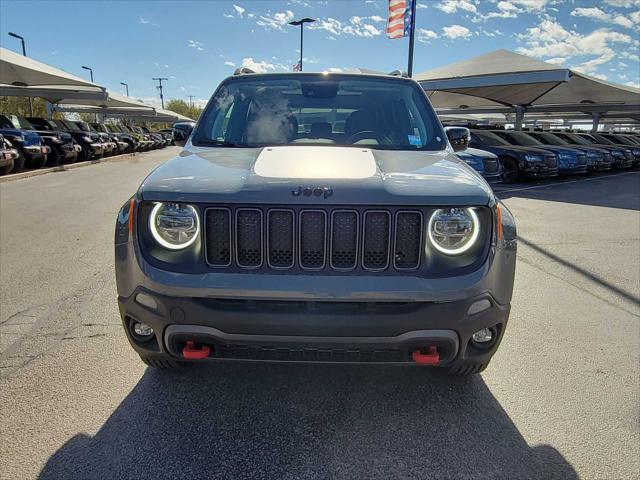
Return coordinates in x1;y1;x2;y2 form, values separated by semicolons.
388;69;409;78
233;67;256;75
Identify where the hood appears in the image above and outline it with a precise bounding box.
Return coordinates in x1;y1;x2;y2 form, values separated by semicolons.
0;128;41;146
485;145;555;156
529;145;582;156
140;145;494;206
457;147;497;159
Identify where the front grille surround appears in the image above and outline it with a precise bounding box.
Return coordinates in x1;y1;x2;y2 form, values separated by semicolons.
199;205;490;276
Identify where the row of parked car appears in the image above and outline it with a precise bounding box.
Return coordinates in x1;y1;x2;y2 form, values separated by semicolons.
455;129;640;184
0;114;175;175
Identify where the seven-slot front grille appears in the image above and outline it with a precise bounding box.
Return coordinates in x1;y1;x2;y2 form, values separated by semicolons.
482;158;499;174
205;207;424;273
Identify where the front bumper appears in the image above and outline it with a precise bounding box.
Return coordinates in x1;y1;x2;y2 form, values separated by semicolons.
119;287;509;366
23;145;45;159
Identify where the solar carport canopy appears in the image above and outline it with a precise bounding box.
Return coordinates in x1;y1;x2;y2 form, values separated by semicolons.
0;46;106;102
55;90;156;113
416;49;640;114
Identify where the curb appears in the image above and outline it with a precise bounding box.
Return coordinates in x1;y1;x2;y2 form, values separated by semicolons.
0;148;174;184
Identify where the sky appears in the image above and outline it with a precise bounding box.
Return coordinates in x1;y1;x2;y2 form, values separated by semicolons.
1;0;638;109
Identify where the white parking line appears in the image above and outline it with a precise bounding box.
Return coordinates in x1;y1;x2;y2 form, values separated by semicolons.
496;171;639;194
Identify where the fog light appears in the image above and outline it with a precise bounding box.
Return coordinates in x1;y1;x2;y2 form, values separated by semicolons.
135;292;158;310
468;298;491;316
131;320;154;341
472;327;494;344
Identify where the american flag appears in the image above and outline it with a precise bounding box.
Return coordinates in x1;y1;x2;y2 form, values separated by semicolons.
386;0;414;39
292;62;301;72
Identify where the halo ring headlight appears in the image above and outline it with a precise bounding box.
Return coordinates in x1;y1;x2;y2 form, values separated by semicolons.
149;202;200;250
428;207;480;255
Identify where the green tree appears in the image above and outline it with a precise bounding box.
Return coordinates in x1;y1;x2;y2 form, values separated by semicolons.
165;99;202;121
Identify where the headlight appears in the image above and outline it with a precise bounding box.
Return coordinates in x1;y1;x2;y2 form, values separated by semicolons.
428;208;480;255
82;136;92;143
524;153;543;162
586;150;602;159
557;152;572;160
611;150;624;157
149;202;200;250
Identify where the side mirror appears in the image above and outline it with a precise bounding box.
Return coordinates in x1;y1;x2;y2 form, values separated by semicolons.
173;130;187;147
445;126;470;152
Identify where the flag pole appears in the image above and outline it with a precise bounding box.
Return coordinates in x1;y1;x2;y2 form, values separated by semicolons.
407;0;417;77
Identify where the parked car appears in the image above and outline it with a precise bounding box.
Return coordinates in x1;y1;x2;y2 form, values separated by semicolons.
469;129;558;183
491;130;588;175
0;133;19;175
456;147;503;182
117;125;152;151
525;131;612;172
115;72;517;376
159;128;175;145
0;114;49;171
596;133;640;166
172;121;195;143
25;116;81;165
552;132;633;169
90;122;129;154
50;119;104;161
73;121;117;157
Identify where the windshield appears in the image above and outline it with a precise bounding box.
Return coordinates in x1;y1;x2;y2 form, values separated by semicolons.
605;135;632;145
555;133;591;145
495;131;539;146
471;130;510;146
193;74;446;151
13;117;35;129
590;134;614;145
0;116;13;129
530;132;567;146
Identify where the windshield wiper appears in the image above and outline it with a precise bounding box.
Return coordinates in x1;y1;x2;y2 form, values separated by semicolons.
196;139;253;148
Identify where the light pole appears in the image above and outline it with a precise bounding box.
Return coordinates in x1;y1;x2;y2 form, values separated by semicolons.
81;66;95;121
120;82;129;96
8;32;33;116
81;65;94;82
288;18;315;72
187;95;196;107
152;77;168;109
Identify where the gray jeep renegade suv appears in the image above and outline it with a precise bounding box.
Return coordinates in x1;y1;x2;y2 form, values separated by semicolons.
115;72;517;375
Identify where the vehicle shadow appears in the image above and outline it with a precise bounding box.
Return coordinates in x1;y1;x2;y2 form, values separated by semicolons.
38;363;578;480
493;170;640;211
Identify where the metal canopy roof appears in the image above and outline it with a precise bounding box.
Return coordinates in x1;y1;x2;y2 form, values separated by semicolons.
0;47;106;101
416;49;640;114
55;90;155;111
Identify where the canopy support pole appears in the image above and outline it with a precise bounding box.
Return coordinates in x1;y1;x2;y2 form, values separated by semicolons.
591;113;601;133
45;101;54;119
514;105;526;131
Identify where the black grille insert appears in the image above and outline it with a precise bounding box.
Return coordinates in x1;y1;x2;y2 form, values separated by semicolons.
330;210;358;270
363;211;391;271
236;209;263;268
299;210;326;269
394;211;422;270
205;208;231;266
268;210;294;268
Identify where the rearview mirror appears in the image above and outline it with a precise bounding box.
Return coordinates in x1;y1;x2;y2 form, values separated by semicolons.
445;126;470;152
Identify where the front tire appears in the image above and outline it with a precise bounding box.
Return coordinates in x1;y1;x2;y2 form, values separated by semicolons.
139;355;186;370
447;361;490;376
501;158;520;184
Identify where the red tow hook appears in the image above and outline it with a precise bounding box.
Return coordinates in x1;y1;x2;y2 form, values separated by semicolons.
412;346;440;365
182;341;211;359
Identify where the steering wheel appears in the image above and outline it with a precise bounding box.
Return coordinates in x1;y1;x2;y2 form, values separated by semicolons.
347;131;392;145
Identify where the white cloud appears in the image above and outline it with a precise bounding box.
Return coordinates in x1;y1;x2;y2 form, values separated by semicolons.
139;17;158;26
624;80;640;87
224;60;237;67
603;0;640;7
571;7;635;29
241;57;276;73
310;16;382;38
620;51;640;61
436;0;477;14
516;19;634;77
474;1;520;21
233;4;245;17
188;40;204;51
416;2;428;9
256;10;295;31
223;13;234;18
324;67;346;73
546;57;567;64
417;28;438;42
369;15;385;23
442;24;471;40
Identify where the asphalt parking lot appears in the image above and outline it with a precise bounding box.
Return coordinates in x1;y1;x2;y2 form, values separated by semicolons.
1;147;638;479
